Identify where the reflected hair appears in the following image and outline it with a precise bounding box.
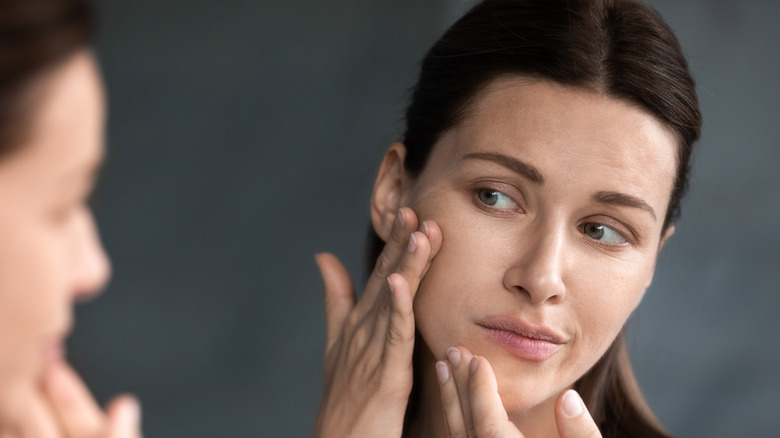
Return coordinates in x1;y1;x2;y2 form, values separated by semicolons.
0;0;94;157
366;0;701;437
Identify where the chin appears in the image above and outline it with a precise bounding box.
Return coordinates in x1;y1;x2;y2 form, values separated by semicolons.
490;355;569;414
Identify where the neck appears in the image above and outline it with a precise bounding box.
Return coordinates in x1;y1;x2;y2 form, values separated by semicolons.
405;344;560;438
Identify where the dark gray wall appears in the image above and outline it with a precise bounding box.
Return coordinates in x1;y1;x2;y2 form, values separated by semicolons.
69;0;780;436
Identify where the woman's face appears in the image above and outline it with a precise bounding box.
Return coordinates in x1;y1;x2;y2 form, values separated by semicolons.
401;77;677;414
0;51;109;415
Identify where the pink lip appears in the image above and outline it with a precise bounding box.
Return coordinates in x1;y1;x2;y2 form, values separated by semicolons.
477;316;565;362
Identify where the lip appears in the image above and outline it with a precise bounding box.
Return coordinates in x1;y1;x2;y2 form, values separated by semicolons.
44;323;72;364
477;316;566;362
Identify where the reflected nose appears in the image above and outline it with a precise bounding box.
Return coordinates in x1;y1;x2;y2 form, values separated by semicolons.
502;224;567;305
71;209;111;301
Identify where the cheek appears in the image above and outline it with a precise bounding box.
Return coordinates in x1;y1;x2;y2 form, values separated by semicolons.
0;220;71;384
412;207;510;358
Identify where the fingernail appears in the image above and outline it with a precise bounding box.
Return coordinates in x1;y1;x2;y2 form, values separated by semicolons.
421;221;430;235
562;390;583;418
446;347;461;367
396;208;405;227
117;396;141;428
435;361;450;383
386;276;395;293
407;233;417;253
470;356;480;374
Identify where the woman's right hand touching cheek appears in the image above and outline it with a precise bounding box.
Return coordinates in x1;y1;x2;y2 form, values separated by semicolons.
314;207;442;438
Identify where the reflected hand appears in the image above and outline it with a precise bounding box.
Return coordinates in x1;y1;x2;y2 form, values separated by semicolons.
4;361;141;438
313;207;442;438
437;346;602;438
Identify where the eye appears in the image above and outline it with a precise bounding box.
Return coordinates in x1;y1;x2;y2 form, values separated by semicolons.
582;222;627;245
476;188;518;211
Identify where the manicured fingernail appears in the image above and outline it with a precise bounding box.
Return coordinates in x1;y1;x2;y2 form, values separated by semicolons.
562;390;583;418
470;356;480;374
421;221;430;235
407;233;417;253
396;208;405;226
446;347;461;367
435;361;450;383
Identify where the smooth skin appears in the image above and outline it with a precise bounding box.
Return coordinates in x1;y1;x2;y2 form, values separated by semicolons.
0;51;141;437
316;77;677;437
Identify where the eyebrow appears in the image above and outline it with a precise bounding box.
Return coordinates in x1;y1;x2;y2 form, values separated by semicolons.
462;152;544;184
592;191;657;220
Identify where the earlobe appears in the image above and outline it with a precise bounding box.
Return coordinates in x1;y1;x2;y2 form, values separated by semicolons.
370;142;409;242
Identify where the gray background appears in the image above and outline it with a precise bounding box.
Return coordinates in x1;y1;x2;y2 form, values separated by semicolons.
70;0;779;436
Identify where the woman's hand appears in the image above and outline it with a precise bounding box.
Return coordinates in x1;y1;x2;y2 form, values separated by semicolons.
436;346;602;438
3;361;142;438
313;207;442;438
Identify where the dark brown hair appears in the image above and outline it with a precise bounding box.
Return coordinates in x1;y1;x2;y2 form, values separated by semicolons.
0;0;94;157
368;0;701;436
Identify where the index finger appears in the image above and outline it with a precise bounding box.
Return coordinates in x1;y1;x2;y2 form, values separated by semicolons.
359;207;418;309
43;360;106;437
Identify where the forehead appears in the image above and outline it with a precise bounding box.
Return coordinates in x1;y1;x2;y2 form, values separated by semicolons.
3;52;105;180
427;77;678;210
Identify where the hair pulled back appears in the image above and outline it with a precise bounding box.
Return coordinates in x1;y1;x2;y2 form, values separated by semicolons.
369;0;701;437
0;0;94;157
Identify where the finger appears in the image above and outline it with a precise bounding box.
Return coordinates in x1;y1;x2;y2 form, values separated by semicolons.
105;395;142;438
435;361;468;438
391;229;432;299
361;207;418;307
14;393;59;438
379;273;416;369
419;219;443;276
468;356;524;437
447;346;476;435
43;360;106;437
554;390;602;438
375;229;431;346
315;252;356;352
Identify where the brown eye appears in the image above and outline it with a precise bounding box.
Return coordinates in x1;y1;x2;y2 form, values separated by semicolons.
582;222;627;245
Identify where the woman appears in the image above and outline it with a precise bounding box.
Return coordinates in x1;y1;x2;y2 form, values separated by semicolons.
314;0;700;437
0;0;142;436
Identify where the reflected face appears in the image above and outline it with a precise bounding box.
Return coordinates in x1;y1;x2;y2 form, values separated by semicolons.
405;78;677;414
0;52;110;415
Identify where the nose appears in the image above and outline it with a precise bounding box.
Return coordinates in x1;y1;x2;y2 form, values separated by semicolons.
71;209;111;301
502;222;567;305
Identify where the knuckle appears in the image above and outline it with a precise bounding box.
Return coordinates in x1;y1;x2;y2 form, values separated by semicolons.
386;323;411;345
373;251;395;279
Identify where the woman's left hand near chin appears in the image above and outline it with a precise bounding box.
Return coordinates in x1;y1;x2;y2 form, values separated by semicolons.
436;346;602;438
3;361;142;438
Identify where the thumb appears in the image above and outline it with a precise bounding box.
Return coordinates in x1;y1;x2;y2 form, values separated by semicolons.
105;395;142;438
554;390;602;438
315;253;355;351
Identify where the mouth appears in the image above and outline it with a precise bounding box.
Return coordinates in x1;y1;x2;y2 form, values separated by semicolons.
477;316;565;362
44;323;72;364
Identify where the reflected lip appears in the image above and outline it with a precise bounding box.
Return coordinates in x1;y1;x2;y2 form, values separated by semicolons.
45;324;72;362
477;316;566;361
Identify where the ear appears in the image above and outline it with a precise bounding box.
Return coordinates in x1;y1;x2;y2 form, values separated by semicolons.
370;142;410;242
640;224;677;292
658;224;675;253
